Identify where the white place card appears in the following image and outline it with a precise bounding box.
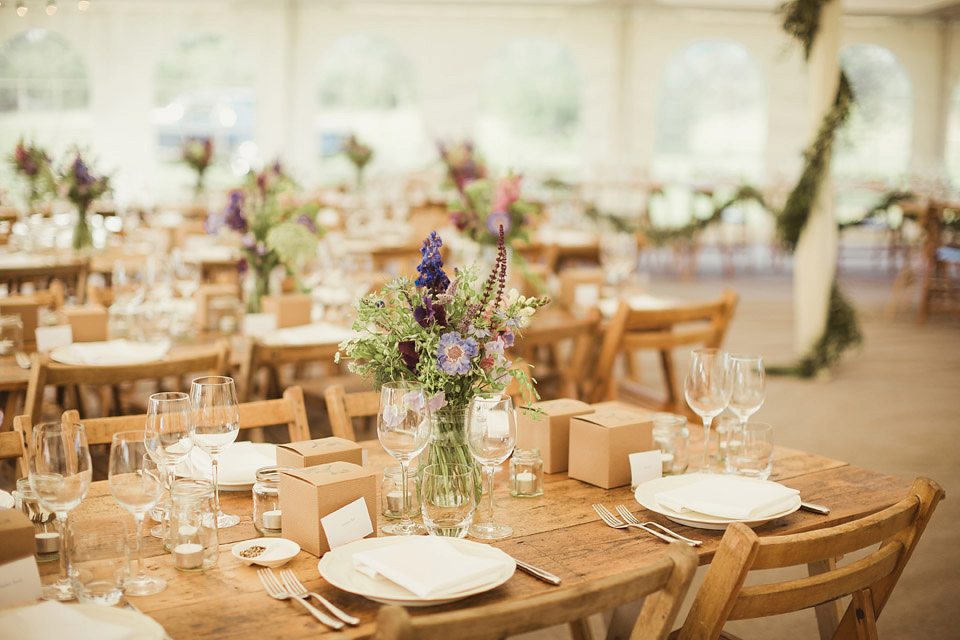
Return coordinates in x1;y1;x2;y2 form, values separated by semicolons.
629;450;663;489
321;497;373;550
242;313;277;338
574;283;600;308
0;556;43;609
34;325;73;353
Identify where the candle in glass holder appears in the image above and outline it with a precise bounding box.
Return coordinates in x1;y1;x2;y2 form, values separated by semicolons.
35;531;59;555
380;467;420;518
510;449;543;498
262;510;282;531
174;543;204;570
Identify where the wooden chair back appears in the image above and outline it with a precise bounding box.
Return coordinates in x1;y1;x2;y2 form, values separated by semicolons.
324;384;379;441
23;341;231;425
240;339;342;402
2;417;29;478
675;476;944;640
0;258;88;302
373;541;697;640
585;290;738;409
513;308;601;400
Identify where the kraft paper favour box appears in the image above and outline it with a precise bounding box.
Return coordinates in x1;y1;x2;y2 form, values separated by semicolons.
275;437;363;469
262;294;312;329
279;462;377;556
0;508;43;608
516;398;593;473
62;305;108;343
568;405;655;489
558;268;605;310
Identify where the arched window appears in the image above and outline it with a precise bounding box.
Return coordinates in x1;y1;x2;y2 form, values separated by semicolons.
476;38;581;175
152;33;257;196
315;34;424;181
0;29;91;163
653;39;766;183
946;81;960;188
834;44;912;183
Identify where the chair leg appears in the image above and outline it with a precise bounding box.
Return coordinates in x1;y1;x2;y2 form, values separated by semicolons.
848;589;879;640
569;618;594;640
809;558;843;640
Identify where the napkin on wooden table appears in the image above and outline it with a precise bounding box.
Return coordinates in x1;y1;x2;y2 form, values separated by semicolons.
58;339;171;366
352;537;505;598
655;475;799;520
187;442;276;485
261;322;356;347
0;601;137;640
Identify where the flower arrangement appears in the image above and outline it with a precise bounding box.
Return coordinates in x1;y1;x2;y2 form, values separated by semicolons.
182;137;214;195
61;151;110;251
449;174;537;247
438;141;487;194
8;139;54;214
206;161;324;312
342;135;373;187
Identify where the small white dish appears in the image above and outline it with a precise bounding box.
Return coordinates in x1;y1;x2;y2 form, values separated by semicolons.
232;537;300;568
0;489;15;509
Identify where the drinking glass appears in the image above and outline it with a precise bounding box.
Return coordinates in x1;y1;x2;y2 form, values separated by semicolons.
28;421;93;601
68;519;130;606
599;230;639;290
108;432;166;595
467;393;517;540
728;354;765;430
421;464;475;538
684;348;732;472
377;381;431;535
190;376;240;528
145;391;193;538
727;422;775;480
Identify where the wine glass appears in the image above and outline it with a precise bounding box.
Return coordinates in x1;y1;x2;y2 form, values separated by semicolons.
28;421;93;601
599;229;638;291
728;354;765;429
467;393;517;540
684;348;732;472
377;381;431;536
108;431;166;595
145;391;194;538
190;376;240;528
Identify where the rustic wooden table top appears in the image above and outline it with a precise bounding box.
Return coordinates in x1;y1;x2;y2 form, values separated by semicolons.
41;435;912;639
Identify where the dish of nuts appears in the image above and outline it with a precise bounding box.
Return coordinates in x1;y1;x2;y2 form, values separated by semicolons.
239;545;266;559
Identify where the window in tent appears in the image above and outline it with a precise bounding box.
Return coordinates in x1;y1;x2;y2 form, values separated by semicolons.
946;81;960;190
475;37;582;178
152;32;257;199
315;34;425;183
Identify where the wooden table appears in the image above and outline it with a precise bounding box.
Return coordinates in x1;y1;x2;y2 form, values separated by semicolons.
46;436;912;639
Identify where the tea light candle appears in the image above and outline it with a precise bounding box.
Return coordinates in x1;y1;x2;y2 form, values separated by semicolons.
515;471;537;496
660;452;675;473
262;510;282;530
386;490;404;514
35;532;59;555
174;543;204;570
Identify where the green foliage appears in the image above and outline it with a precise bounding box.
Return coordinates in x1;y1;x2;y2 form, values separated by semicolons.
837;190;914;230
780;0;831;60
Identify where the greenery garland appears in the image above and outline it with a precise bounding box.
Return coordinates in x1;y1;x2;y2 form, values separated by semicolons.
836;190;914;230
780;0;831;60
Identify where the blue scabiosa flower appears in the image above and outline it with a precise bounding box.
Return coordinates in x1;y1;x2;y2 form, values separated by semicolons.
436;331;478;375
415;231;450;295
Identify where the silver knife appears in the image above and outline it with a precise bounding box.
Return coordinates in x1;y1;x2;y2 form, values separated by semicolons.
514;559;562;585
800;501;830;515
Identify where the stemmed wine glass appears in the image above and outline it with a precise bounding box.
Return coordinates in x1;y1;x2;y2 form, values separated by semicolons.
190;376;240;528
28;421;93;600
684;348;732;472
377;381;431;536
728;354;765;430
108;431;166;595
599;230;639;291
467;393;517;540
145;391;194;538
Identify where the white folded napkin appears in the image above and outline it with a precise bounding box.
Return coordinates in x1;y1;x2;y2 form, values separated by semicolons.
352;537;506;599
57;339;171;366
0;601;136;640
655;475;799;520
261;323;356;347
0;489;13;509
186;442;276;485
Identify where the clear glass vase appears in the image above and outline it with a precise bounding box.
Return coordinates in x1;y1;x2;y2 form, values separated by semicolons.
245;268;270;314
72;204;93;251
420;404;483;505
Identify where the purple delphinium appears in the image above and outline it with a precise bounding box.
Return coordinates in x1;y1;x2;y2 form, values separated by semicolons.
414;232;450;295
436;331;478;375
223;189;247;233
414;296;447;329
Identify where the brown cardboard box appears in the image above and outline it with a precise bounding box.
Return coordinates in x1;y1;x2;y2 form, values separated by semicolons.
0;509;34;565
0;297;39;344
558;267;604;310
0;508;42;607
262;294;312;328
62;305;108;343
275;437;363;469
194;284;241;332
568;405;654;489
279;462;377;556
516;398;593;473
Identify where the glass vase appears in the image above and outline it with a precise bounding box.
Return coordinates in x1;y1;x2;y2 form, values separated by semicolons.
421;404;483;505
245;268;270;314
72;203;93;251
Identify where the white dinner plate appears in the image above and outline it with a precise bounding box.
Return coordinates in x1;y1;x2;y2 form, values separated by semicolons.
0;489;14;509
318;537;515;607
0;602;167;640
634;473;801;530
49;339;171;366
176;443;277;491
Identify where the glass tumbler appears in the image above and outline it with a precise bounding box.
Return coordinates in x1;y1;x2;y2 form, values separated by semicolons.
727;422;775;480
68;519;130;606
420;464;476;538
169;479;219;572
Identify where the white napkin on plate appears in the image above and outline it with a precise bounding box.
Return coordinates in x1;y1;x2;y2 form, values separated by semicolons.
352;537;505;599
261;323;356;347
655;475;799;520
0;601;136;640
56;339;171;366
0;489;14;509
186;442;276;485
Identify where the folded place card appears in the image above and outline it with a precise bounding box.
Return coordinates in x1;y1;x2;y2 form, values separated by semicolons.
629;450;663;489
34;325;73;353
321;497;374;549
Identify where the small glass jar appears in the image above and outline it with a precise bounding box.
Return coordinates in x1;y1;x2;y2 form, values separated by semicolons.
169;479;218;572
253;466;290;536
381;466;420;519
0;315;23;356
14;477;59;562
651;413;690;475
510;448;544;497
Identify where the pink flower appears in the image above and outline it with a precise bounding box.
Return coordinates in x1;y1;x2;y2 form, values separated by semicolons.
492;175;522;213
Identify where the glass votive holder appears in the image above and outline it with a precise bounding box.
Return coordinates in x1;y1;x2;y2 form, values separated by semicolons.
381;466;420;519
510;448;544;497
0;315;24;356
169;479;218;572
651;413;690;475
253;466;292;536
14;477;59;562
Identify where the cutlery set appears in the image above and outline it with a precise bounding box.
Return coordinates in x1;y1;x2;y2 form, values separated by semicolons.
593;504;703;546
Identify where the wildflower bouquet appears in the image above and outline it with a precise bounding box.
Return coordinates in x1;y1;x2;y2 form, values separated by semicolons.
61;152;110;251
340;230;548;489
8;139;54;214
438;141;487;194
342;135;373;187
206;162;324;312
449;174;537;247
182;137;214;195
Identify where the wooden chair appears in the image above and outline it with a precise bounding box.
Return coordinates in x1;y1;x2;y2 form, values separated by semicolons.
324;383;379;441
0;257;89;303
372;541;697;640
513;308;601;400
1;418;29;478
672;476;944;640
23;341;231;425
239;339;367;403
584;290;738;414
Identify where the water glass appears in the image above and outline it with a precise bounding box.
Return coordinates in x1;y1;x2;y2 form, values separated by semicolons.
68;519;130;606
727;422;774;480
420;464;476;538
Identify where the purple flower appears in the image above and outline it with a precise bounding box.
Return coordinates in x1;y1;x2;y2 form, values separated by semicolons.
413;296;447;329
427;392;447;412
241;232;256;249
484;337;505;357
223;189;247;233
415;231;450;295
237;257;249;276
436;331;478;375
486;210;511;236
398;341;419;372
297;214;317;234
499;327;515;348
382;405;404;428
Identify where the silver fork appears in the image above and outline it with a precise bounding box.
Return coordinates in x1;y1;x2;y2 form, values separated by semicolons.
258;568;344;629
278;569;359;626
614;505;702;546
592;504;682;545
